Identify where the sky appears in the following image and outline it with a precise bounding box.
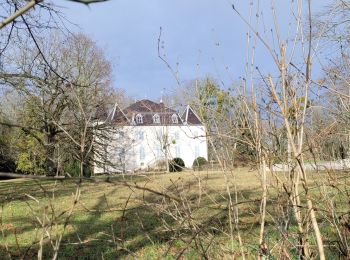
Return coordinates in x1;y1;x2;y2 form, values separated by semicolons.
55;0;330;100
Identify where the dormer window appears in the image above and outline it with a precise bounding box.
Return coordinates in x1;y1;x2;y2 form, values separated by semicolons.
135;114;143;124
171;114;178;124
153;113;160;124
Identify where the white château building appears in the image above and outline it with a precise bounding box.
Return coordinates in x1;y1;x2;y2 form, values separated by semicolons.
93;99;208;173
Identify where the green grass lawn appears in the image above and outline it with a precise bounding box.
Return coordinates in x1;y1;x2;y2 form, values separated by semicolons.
0;169;349;259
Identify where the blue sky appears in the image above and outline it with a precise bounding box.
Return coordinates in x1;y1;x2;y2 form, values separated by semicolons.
56;0;329;99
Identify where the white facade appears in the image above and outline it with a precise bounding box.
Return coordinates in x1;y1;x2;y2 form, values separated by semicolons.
93;100;208;173
94;124;207;173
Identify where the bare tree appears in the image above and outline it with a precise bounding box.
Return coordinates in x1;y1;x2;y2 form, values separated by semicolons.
0;32;115;176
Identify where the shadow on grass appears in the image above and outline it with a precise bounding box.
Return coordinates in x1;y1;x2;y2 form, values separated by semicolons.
1;172;341;259
0;175;147;204
48;178;265;259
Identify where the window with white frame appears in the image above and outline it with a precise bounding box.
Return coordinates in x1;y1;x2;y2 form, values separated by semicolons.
175;146;180;157
138;131;144;140
171;114;178;124
156;145;163;157
140;146;145;160
119;148;125;158
153;113;160;124
135;114;143;124
174;131;179;139
195;145;200;157
116;131;124;138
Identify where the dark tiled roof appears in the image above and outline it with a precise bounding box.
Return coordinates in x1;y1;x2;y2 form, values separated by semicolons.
94;100;203;126
94;103;128;125
131;112;182;126
108;104;129;125
124;99;175;114
124;100;183;126
184;106;202;125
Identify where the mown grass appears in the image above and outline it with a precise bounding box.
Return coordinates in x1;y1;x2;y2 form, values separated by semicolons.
0;168;349;259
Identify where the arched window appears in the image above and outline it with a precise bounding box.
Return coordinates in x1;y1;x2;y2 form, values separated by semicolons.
153;113;160;124
171;114;178;124
135;114;143;124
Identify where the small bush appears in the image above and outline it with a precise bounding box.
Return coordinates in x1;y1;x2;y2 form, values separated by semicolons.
0;154;16;173
16;152;46;175
169;157;185;172
65;161;92;177
192;157;207;167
